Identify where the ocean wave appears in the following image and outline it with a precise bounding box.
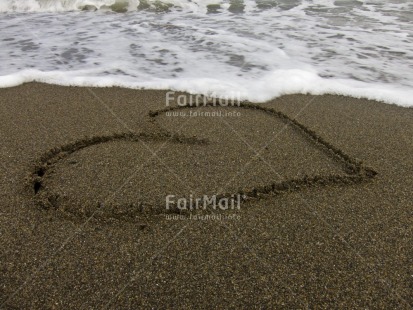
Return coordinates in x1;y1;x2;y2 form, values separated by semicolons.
0;0;138;12
1;69;412;107
0;0;412;107
0;0;292;13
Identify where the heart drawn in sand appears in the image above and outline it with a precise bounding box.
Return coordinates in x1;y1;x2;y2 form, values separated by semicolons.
29;102;377;222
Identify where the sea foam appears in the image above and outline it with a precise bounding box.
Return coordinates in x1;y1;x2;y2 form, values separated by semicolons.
0;0;412;106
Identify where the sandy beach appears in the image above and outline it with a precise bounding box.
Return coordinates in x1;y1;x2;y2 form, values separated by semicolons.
1;82;412;308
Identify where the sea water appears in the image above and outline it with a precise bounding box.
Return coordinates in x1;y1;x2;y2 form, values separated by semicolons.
0;0;412;106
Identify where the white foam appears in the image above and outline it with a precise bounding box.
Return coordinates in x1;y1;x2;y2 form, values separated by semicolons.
0;0;218;12
1;68;412;107
0;0;119;12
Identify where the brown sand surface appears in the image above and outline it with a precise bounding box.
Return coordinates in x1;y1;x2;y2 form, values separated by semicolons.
0;82;412;309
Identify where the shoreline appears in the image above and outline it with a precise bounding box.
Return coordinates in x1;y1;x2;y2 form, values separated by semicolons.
1;78;412;108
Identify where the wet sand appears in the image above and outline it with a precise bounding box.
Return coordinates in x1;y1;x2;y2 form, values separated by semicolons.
0;82;412;308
